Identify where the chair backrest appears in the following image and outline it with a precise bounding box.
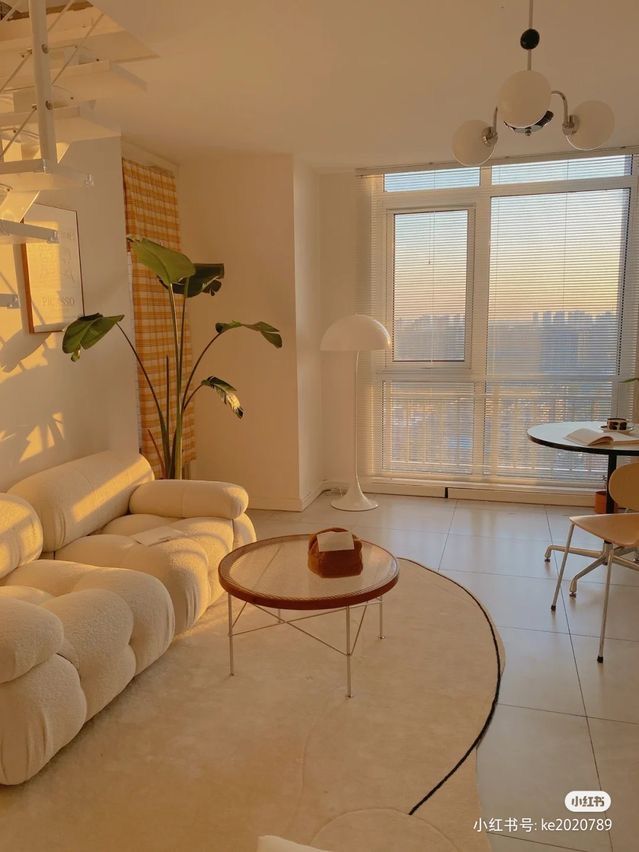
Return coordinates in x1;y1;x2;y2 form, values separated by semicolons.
609;461;639;511
0;493;43;579
8;451;153;552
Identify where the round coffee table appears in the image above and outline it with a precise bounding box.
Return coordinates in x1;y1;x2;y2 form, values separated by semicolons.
218;534;399;697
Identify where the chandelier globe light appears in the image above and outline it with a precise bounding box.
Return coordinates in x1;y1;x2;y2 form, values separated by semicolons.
452;0;614;166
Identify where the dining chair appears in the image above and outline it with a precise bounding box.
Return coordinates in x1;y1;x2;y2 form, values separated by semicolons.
551;462;639;662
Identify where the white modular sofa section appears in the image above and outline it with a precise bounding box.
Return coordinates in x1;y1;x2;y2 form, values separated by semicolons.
9;451;256;634
0;494;175;785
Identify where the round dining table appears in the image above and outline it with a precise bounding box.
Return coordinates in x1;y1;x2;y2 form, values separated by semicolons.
527;421;639;513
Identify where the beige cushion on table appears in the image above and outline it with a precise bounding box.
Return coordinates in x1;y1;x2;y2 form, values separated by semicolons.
8;451;153;552
0;494;43;579
56;535;209;635
0;597;63;684
257;838;330;852
5;560;174;674
130;479;249;520
43;589;136;720
0;654;87;785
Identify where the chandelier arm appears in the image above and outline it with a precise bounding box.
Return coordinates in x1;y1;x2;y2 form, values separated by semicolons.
552;90;577;134
482;107;499;146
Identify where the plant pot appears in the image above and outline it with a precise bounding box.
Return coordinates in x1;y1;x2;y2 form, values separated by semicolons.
594;489;611;514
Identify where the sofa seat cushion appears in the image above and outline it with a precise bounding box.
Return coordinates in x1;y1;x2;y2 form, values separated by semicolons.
99;514;176;536
0;655;87;785
0;597;64;684
0;586;52;605
4;561;174;675
42;589;136;720
56;535;210;635
102;515;235;603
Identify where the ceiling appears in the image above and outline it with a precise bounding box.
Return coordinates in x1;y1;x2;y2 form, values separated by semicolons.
95;0;639;169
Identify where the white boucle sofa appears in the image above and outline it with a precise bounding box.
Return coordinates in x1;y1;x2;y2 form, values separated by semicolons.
9;450;256;634
0;493;175;785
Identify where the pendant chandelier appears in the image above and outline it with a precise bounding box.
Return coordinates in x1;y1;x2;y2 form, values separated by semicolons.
452;0;614;166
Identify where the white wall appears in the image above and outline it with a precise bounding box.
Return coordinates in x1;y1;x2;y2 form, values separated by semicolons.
178;151;325;509
319;171;366;486
293;160;323;504
0;137;138;491
179;151;302;508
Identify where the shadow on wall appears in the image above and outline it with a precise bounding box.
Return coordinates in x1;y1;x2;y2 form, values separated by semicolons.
0;330;67;486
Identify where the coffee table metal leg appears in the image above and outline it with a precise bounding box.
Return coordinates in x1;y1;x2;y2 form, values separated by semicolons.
345;605;352;698
227;594;235;676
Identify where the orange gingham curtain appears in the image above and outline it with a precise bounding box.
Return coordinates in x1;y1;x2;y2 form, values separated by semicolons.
122;158;195;476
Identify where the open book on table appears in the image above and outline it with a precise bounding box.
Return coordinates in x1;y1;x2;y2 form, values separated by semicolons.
566;427;639;447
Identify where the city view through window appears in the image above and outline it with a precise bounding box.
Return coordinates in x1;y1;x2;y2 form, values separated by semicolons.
379;157;636;484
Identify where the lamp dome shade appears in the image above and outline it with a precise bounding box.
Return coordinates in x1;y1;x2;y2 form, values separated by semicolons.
566;100;614;150
452;119;496;166
498;70;551;128
320;314;391;352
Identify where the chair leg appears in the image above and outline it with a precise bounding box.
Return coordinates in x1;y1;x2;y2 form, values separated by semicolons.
597;550;615;664
551;523;574;612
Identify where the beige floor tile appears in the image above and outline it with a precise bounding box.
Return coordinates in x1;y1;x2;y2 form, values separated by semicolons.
562;581;639;643
357;493;456;532
478;705;610;851
296;492;455;534
572;635;639;723
451;504;552;541
252;519;319;540
352;524;447;569
489;834;589;851
441;534;558;579
498;628;585;716
588;718;639;852
441;571;569;633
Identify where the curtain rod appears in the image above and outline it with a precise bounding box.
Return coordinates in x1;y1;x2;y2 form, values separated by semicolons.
356;145;639;176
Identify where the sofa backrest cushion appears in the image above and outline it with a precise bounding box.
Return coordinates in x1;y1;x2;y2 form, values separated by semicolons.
8;451;153;552
0;494;43;579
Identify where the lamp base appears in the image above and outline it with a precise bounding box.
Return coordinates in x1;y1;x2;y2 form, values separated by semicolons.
331;482;378;512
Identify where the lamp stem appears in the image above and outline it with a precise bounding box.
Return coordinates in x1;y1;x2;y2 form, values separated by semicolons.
353;350;359;482
330;348;378;511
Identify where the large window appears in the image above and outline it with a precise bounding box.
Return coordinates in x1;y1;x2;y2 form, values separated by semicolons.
368;154;638;487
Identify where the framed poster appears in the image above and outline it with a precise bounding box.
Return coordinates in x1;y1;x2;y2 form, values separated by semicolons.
21;203;84;333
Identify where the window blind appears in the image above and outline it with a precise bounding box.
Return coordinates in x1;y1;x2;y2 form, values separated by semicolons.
393;209;469;362
360;152;639;489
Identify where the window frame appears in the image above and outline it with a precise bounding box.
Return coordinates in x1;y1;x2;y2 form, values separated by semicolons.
370;153;639;486
385;202;476;371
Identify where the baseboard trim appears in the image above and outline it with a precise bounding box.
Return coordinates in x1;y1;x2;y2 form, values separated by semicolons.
248;481;327;512
248;479;594;511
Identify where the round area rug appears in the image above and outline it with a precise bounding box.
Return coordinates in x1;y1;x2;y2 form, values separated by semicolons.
0;559;502;852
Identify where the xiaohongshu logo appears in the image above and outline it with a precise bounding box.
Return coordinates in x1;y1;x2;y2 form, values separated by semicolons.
565;791;611;812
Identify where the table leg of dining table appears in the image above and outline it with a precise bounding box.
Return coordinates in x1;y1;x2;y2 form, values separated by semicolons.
605;454;618;514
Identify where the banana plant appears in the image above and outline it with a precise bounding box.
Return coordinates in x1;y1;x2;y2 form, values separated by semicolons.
62;237;282;479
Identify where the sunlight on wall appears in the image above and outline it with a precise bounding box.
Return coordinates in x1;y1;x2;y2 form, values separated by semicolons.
19;413;65;462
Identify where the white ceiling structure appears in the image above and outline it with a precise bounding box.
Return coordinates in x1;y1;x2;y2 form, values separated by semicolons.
95;0;639;169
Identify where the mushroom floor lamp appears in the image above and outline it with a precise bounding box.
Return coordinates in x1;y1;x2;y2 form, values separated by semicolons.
320;313;391;511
